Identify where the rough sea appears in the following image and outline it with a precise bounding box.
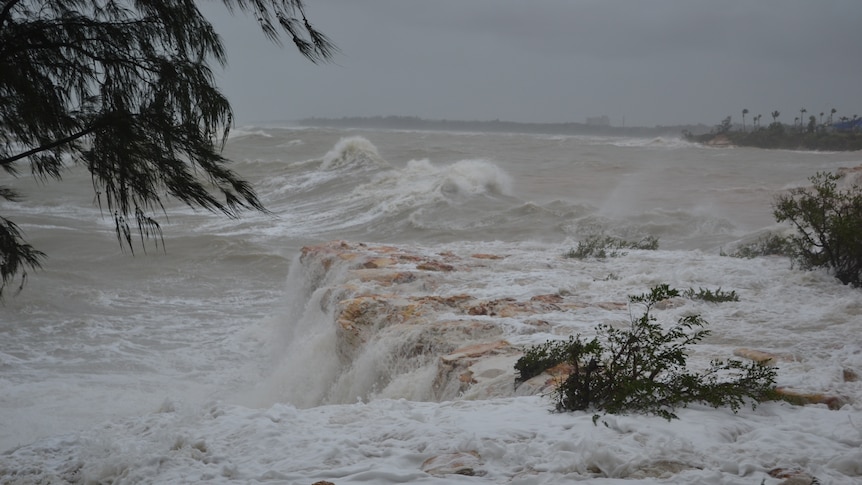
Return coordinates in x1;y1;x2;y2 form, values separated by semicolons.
2;126;860;484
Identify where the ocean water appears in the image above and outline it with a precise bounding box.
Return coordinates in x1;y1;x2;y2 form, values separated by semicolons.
2;126;861;483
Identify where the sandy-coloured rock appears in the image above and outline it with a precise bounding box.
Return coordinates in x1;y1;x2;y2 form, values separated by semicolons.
299;240;852;408
421;451;483;476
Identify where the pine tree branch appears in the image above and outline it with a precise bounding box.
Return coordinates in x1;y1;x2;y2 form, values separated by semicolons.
0;0;24;29
0;124;98;168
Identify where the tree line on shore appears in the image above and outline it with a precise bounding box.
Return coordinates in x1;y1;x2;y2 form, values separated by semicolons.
684;108;862;151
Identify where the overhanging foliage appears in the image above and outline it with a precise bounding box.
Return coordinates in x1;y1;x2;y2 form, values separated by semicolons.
0;0;336;296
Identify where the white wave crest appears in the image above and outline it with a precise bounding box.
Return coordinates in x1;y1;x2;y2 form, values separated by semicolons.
439;159;514;196
607;136;700;149
321;136;389;170
227;127;273;139
354;158;513;212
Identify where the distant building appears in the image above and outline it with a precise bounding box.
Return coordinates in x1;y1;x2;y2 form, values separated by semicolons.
586;115;610;127
833;118;862;132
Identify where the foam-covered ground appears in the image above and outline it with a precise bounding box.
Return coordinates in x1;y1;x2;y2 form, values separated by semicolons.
3;241;861;485
2;395;860;484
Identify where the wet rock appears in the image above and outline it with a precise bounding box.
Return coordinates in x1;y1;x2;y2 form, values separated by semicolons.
515;362;574;396
769;468;818;485
733;348;790;365
421;451;483;476
466;298;560;318
434;340;518;400
362;257;397;269
530;293;564;304
471;253;504;260
704;134;732;146
416;260;455;272
594;301;627;311
627;460;697;479
348;268;417;286
774;388;848;410
300;241;586;400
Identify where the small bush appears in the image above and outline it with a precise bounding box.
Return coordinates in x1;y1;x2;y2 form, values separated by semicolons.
565;235;659;259
515;285;776;420
774;171;862;286
683;287;739;302
724;233;795;259
514;339;572;383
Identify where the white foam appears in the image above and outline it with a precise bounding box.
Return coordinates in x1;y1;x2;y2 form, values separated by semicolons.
320;136;389;170
4;127;862;484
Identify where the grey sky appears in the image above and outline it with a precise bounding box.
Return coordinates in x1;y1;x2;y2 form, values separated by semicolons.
201;1;862;127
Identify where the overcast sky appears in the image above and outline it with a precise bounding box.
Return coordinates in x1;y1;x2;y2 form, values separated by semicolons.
201;1;862;127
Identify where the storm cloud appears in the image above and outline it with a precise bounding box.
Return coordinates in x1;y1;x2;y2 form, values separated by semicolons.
202;1;862;126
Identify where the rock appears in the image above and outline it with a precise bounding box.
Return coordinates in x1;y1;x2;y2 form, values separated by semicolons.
466;298;560;318
704;134;733;146
768;468;818;485
594;301;627;311
296;240;639;402
733;348;792;364
515;362;574;396
416;260;455;272
774;388;848;410
348;268;417;286
434;340;518;400
421;451;483;476
731;349;848;409
471;253;504;260
530;293;564;304
362;257;396;269
627;460;695;479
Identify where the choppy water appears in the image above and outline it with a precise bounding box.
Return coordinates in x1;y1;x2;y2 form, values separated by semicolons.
2;125;860;454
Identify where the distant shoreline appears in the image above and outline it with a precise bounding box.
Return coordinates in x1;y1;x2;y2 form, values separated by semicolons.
293;116;709;138
686;129;862;152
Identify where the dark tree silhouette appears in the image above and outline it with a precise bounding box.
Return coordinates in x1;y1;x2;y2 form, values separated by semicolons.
0;0;337;296
742;108;749;132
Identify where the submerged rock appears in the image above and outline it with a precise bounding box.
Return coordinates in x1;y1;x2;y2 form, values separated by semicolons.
421;451;484;476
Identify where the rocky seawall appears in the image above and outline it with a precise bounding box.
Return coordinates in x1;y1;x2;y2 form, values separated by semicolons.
298;240;850;409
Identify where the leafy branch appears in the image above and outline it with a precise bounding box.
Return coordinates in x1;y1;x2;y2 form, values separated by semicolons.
515;285;777;421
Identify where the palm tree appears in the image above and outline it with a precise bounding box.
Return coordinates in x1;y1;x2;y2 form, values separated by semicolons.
742;108;749;132
771;110;780;124
799;108;807;132
830;108;837;124
820;112;824;125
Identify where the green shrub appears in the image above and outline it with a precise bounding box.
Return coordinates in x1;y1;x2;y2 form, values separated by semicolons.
774;171;862;287
565;235;659;259
514;339;572;384
723;233;795;259
515;285;777;421
683;287;739;302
